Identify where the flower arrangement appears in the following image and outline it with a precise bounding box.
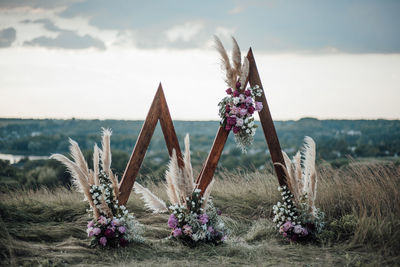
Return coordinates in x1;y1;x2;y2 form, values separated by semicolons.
167;189;227;246
51;129;143;248
214;36;264;152
134;134;228;246
273;137;325;242
218;83;263;152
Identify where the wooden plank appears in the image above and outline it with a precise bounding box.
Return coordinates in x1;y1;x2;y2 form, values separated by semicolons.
158;88;184;169
247;48;287;186
196;127;229;193
118;84;163;205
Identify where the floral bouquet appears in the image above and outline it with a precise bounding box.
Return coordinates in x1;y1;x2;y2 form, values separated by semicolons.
218;83;263;152
214;36;264;152
51;129;143;248
167;189;227;246
273;137;325;242
134;134;228;246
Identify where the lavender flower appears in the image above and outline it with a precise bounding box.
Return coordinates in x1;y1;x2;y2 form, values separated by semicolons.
255;101;263;111
87;220;95;228
168;214;178;229
173;228;182;237
99;236;107;246
118;226;126;234
92;227;101;236
183;224;193;236
282;221;293;232
198;213;209;224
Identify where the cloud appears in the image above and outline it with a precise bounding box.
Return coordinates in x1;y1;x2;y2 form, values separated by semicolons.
0;0;81;10
165;21;205;43
22;18;105;50
0;27;16;48
24;31;105;50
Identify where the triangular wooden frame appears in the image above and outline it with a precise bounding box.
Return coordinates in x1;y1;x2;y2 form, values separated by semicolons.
118;48;287;205
118;83;184;205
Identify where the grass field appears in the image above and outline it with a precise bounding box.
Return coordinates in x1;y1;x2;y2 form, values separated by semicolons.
1;161;399;266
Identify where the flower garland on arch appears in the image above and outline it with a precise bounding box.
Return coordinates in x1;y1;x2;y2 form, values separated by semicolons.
214;36;264;152
218;83;263;152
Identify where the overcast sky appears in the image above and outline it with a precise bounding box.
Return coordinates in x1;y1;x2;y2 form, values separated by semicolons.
0;0;399;120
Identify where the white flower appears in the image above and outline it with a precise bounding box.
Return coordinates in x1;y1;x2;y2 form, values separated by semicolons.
233;97;240;105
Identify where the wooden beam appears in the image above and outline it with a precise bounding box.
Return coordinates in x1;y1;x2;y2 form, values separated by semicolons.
247;48;287;186
118;83;184;205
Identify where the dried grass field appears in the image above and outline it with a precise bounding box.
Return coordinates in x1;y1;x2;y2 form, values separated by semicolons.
1;161;399;266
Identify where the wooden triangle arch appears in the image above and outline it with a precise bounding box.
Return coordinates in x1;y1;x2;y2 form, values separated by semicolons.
118;48;287;205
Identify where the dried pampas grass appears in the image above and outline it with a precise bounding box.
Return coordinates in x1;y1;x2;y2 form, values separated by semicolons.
214;35;249;89
280;136;318;216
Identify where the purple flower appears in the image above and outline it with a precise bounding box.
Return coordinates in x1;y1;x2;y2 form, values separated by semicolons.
173;228;182;237
207;226;214;234
240;103;246;109
247;105;255;114
293;225;303;235
221;235;228;241
244;89;251;96
282;232;288;237
282;221;293;232
225;124;232;131
198;213;209;224
87;220;95;228
233;90;240;97
231;106;239;115
233;126;240;134
87;227;94;237
301;227;309;236
239;108;247;117
104;228;115;238
183;224;192;236
227;116;237;126
255;101;263;111
118;226;126;234
99;236;107;246
111;219;120;227
92;227;101;236
217;209;222;216
225;104;231;113
236;118;244;127
168;214;178;229
236;81;241;89
245;96;253;105
226;88;233;95
97;216;107;225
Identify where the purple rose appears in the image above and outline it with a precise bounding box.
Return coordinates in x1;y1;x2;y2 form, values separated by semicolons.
282;221;293;232
104;228;115;238
198;213;209;224
255;101;263;111
236;81;241;89
227;116;237;126
248;105;255;114
233;90;240;97
244;89;251;96
92;227;101;236
233;126;240;134
245;96;253;104
173;228;182;237
87;220;95;228
226;88;233;95
168;214;178;229
99;236;107;246
225;124;232;131
240;103;246;109
239;108;247;117
118;226;126;234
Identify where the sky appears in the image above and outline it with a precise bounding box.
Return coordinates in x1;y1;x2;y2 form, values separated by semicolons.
0;0;399;120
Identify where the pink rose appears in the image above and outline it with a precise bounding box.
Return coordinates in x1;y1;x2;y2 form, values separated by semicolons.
168;214;178;229
97;216;107;225
99;236;107;246
118;226;126;234
92;227;101;236
87;220;95;228
173;228;182;237
282;221;293;232
239;108;247;117
255;101;263;111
